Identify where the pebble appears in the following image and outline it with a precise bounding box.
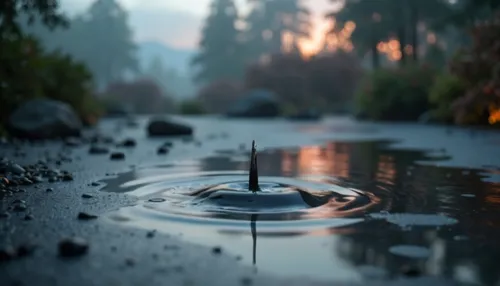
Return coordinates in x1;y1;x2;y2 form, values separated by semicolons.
81;193;93;199
58;237;89;258
157;147;169;155
16;244;37;257
61;173;73;181
9;164;25;175
88;145;109;155
24;214;34;221
212;246;222;255
0;246;17;262
77;212;98;220
146;230;156;238
110;152;125;160
0;212;11;219
119;138;136;147
12;203;27;212
46;188;53;192
401;265;421;277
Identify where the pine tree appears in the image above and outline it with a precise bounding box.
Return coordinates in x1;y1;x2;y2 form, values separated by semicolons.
244;0;310;61
191;0;244;84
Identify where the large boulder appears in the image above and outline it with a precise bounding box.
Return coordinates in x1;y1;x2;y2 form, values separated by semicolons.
226;89;280;118
147;117;193;137
8;99;82;139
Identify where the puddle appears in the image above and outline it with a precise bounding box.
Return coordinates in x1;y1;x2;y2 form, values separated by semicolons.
99;141;500;284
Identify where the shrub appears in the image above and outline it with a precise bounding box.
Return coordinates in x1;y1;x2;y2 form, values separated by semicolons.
428;73;467;123
196;80;241;114
103;79;175;114
178;99;206;115
0;35;102;129
245;53;307;111
448;11;500;126
354;65;436;121
307;52;363;113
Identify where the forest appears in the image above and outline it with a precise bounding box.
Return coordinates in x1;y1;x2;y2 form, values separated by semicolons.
0;0;499;135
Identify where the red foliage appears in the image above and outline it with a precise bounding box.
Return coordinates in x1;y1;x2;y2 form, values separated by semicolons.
450;10;500;125
196;80;242;113
103;79;174;114
244;52;362;112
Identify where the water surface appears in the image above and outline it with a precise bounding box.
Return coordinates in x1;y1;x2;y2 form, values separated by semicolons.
100;140;500;284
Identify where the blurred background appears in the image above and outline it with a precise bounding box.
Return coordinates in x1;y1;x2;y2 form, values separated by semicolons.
1;0;499;133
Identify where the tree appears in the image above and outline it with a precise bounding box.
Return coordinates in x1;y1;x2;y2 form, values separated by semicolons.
0;0;67;39
191;0;244;84
76;0;138;89
244;0;310;61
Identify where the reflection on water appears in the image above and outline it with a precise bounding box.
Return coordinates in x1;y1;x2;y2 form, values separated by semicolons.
100;140;500;284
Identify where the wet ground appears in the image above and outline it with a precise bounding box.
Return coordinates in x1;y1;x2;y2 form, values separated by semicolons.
1;116;500;286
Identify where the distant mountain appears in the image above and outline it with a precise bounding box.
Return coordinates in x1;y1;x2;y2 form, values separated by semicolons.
136;41;196;75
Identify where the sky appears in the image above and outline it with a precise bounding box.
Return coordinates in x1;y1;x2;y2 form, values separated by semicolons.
59;0;335;51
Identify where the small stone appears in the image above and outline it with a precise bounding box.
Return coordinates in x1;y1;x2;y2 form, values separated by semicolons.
119;138;136;147
146;230;156;238
9;164;25;175
0;246;16;262
212;246;222;255
110;152;125;160
157;147;169;155
77;212;98;220
125;258;135;267
61;173;73;181
16;244;36;257
13;203;27;212
58;237;89;258
46;188;54;192
81;193;93;199
91;182;99;187
0;212;10;219
148;198;166;203
240;277;253;286
88;145;109;155
401;265;421;277
24;214;34;221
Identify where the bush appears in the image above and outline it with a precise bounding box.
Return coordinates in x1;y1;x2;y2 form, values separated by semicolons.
0;35;102;129
448;11;500;126
428;73;467;123
196;80;241;114
178;99;206;115
355;65;436;121
102;79;175;114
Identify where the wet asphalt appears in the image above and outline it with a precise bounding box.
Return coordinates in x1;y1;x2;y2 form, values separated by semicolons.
1;116;499;286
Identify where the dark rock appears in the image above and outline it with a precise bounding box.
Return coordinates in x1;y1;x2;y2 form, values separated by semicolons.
81;193;93;199
77;212;98;220
146;230;156;238
61;173;73;181
12;203;27;212
46;188;53;192
110;152;125;160
157;147;169;155
8;99;82;139
16;244;36;257
147;117;193;137
226;89;280;118
118;138;136;148
0;246;16;262
212;246;222;255
64;137;81;147
88;145;109;155
58;237;89;257
0;212;10;219
8;164;25;175
24;214;34;221
91;182;100;186
401;265;421;277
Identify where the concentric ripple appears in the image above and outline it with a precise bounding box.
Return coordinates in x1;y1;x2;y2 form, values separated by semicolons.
101;169;380;230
